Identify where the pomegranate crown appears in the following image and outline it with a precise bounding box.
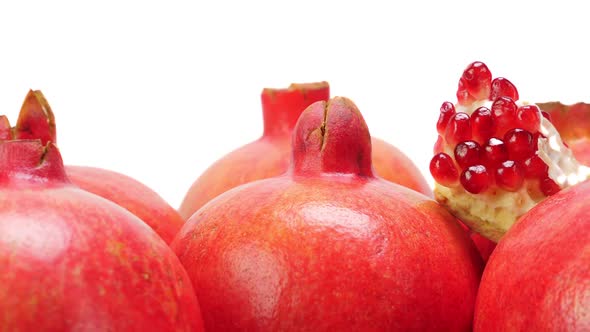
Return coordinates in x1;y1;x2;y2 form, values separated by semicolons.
290;96;373;176
0;90;68;186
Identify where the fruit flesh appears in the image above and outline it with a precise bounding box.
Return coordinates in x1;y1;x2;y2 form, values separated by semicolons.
0;140;204;331
474;181;590;331
172;97;483;330
537;101;590;165
178;82;431;220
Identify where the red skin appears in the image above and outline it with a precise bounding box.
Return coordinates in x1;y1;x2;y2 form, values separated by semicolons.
474;180;590;331
457;221;496;263
537;101;590;165
0;140;204;331
65;166;184;244
178;82;431;220
172;97;483;331
5;90;184;243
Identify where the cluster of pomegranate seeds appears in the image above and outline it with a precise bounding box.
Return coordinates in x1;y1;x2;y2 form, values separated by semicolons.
431;61;561;196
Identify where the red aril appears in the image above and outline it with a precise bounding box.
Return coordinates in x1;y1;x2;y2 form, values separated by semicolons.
430;61;590;242
178;82;431;220
474;181;590;331
5;90;184;244
0;139;204;331
172;97;483;331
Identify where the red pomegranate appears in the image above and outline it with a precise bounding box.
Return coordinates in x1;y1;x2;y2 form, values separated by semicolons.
474;180;590;331
13;90;184;243
537;101;590;165
0;139;204;331
178;82;431;220
172;96;483;331
429;61;589;242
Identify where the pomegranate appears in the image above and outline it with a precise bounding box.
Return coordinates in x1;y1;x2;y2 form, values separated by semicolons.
474;180;590;331
430;61;590;242
0;139;204;331
172;96;483;330
178;82;431;220
537;101;590;165
11;90;184;243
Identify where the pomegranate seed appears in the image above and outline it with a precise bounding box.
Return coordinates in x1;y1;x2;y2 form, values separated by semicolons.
495;160;524;192
437;102;456;135
482;137;508;168
445;112;472;146
540;177;561;196
471;107;495;144
461;165;491;194
454;140;482;169
491;96;518;135
516;105;541;133
489;77;519;101
541;111;552;122
523;154;549;178
505;128;535;161
430;153;459;187
456;62;492;105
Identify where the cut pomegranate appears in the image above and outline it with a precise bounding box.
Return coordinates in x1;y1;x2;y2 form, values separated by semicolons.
430;61;590;242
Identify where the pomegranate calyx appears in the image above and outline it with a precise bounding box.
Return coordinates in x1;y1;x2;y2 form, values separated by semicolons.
291;96;373;177
14;90;56;145
0;140;70;186
0;115;12;140
261;81;330;136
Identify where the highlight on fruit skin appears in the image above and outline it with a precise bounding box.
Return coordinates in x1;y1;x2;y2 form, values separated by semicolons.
430;61;590;242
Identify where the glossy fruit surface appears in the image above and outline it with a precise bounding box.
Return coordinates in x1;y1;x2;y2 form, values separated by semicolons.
173;97;483;331
0;140;204;331
178;82;431;220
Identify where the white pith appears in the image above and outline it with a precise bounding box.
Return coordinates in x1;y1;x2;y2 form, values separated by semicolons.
435;98;590;242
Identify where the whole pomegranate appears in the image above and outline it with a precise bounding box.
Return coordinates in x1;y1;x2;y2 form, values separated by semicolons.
430;61;589;242
172;97;483;331
0;139;204;331
13;90;184;243
474;180;590;331
178;82;431;220
537;101;590;165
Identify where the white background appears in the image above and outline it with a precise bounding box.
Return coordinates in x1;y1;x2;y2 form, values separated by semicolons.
0;1;588;208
